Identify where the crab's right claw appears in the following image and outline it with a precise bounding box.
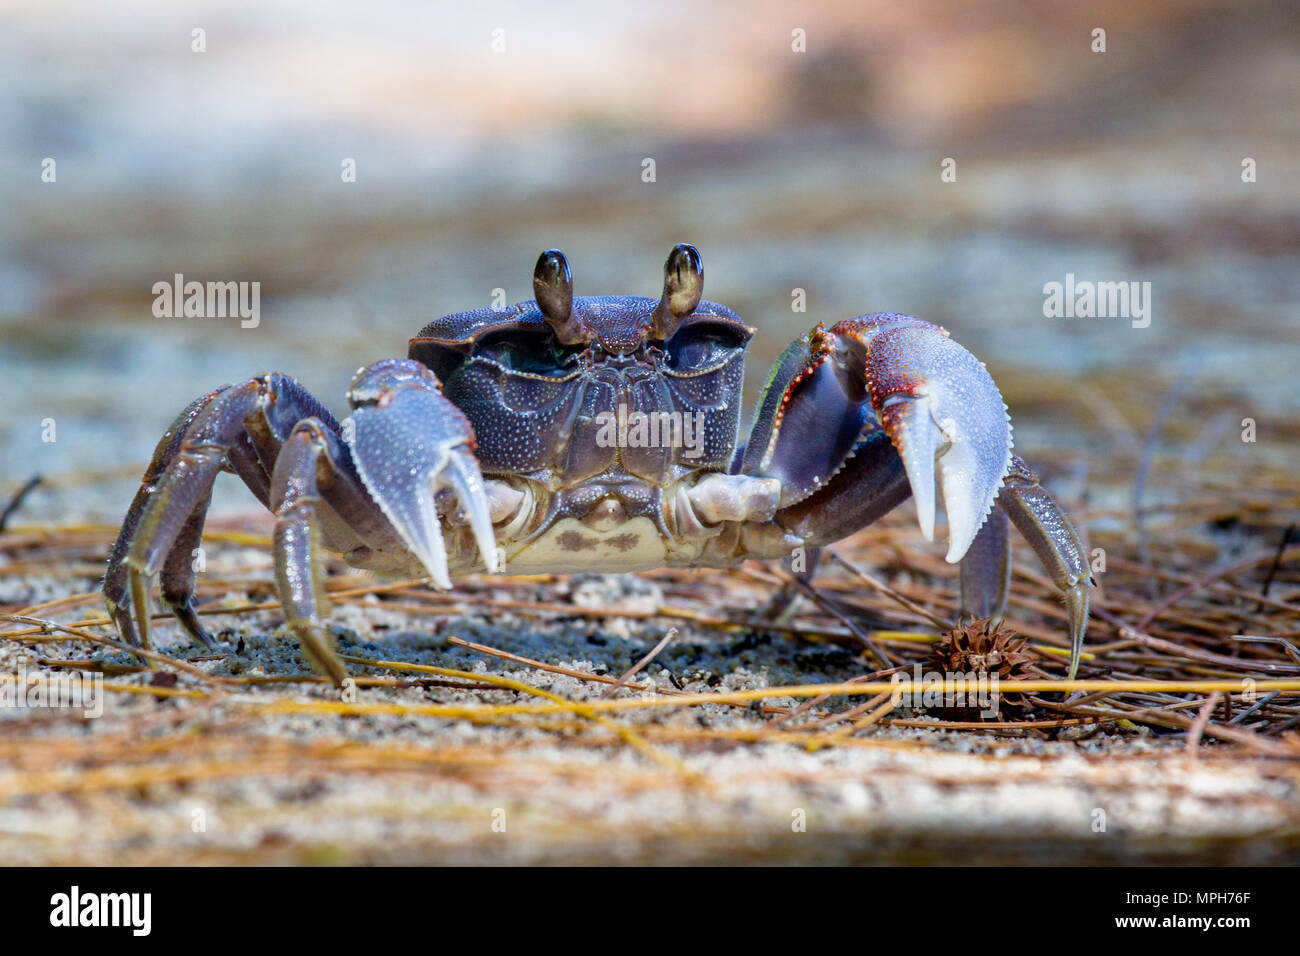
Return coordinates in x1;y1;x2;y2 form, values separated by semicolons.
745;313;1090;677
348;359;498;588
744;314;1011;564
828;315;1013;564
835;318;1090;674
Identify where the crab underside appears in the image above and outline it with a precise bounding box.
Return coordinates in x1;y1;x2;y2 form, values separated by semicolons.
103;244;1090;684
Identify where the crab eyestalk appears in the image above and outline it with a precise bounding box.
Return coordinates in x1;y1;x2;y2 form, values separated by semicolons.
533;248;589;346
649;243;703;341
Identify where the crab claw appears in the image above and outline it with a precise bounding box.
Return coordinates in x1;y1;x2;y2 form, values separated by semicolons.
830;315;1012;563
746;312;1088;674
348;359;498;588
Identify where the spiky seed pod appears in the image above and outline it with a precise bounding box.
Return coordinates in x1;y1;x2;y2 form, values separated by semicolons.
933;617;1034;677
928;617;1036;720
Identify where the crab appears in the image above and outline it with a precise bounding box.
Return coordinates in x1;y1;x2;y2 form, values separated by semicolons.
103;244;1091;685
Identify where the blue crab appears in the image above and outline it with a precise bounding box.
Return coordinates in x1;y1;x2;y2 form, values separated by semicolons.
103;245;1090;684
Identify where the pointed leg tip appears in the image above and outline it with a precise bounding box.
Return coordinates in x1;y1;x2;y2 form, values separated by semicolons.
1065;582;1089;682
128;568;154;650
169;599;213;647
299;626;347;687
105;598;139;647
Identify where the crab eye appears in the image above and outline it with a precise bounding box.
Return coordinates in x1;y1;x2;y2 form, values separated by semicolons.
474;329;576;376
664;321;745;372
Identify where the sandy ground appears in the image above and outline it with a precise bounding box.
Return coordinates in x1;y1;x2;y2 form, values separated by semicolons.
2;508;1298;866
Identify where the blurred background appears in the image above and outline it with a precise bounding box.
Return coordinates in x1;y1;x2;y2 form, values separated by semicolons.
1;0;1297;519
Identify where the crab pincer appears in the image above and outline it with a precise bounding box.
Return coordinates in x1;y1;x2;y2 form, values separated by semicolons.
347;359;499;589
832;314;1011;563
748;314;1011;562
832;317;1089;674
748;312;1089;677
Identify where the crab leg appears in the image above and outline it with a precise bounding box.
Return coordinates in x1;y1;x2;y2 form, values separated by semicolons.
270;421;347;684
227;430;273;508
103;387;232;648
958;507;1011;623
157;487;216;646
133;390;270;646
997;456;1091;677
102;371;472;682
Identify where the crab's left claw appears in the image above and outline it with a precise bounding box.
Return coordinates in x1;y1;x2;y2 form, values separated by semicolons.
348;359;499;588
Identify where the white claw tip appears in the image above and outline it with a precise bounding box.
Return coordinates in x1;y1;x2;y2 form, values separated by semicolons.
917;504;936;543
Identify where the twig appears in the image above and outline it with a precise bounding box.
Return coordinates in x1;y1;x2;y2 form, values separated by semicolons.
827;551;952;630
1228;691;1281;725
1134;545;1300;632
1257;523;1296;610
1185;692;1222;759
0;613;223;684
1133;361;1198;576
779;570;894;668
0;475;42;532
601;627;679;698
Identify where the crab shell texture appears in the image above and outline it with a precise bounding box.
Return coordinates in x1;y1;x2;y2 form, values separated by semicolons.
406;289;761;571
